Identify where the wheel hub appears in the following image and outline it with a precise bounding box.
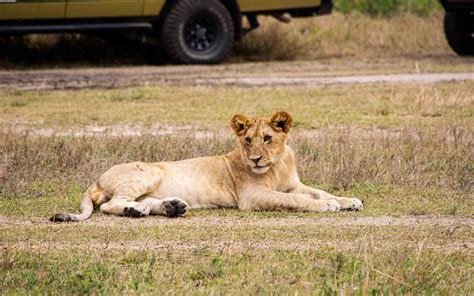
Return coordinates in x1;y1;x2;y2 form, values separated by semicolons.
196;27;207;39
184;15;218;52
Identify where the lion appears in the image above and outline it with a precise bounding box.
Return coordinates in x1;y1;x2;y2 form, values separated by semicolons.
50;111;362;222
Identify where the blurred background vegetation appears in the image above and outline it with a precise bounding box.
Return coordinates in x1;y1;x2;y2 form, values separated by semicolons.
334;0;441;16
0;0;447;68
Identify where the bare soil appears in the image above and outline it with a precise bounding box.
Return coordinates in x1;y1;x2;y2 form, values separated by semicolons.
6;124;419;138
3;214;473;227
2;215;472;253
0;57;473;91
4;238;472;254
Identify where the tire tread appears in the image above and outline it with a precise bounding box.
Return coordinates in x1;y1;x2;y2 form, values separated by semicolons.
444;10;474;56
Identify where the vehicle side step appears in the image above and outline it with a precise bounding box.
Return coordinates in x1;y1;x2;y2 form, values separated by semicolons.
0;22;152;34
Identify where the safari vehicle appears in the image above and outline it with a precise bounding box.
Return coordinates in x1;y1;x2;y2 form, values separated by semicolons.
440;0;474;56
0;0;332;64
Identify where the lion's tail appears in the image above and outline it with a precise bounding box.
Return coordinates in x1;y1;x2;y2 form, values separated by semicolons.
50;183;97;223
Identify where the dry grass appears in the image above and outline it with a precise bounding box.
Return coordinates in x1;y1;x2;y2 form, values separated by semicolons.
233;12;452;61
1;228;471;294
1;74;472;293
0;12;454;68
1;79;472;218
1;82;473;130
333;0;441;16
2;124;472;217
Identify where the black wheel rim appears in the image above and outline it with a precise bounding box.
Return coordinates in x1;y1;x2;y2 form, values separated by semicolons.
184;14;219;52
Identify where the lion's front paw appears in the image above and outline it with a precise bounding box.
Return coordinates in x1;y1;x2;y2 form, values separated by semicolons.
311;199;340;212
339;198;363;211
325;200;341;212
163;198;189;218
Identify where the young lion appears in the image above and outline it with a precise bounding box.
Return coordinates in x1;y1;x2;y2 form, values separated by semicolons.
51;111;362;222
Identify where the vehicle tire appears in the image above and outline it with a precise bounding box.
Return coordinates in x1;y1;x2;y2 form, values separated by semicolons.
444;10;474;56
160;0;234;64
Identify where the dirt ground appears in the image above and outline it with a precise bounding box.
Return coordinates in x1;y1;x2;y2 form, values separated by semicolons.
2;214;473;251
2;215;473;228
1;56;473;91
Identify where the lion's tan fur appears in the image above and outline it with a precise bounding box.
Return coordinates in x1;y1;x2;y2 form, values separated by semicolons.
51;111;362;222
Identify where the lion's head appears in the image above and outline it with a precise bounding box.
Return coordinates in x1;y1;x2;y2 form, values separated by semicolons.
230;111;292;174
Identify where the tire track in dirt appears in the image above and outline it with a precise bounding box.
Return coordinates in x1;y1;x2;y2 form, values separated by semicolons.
0;66;473;91
2;215;473;227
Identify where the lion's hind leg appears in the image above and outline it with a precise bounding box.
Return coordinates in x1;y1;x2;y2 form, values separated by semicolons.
99;185;155;218
98;162;164;218
100;199;151;217
140;197;189;218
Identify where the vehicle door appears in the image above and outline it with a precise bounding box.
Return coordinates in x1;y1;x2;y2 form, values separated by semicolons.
239;0;322;12
65;0;145;18
37;0;67;19
0;0;40;20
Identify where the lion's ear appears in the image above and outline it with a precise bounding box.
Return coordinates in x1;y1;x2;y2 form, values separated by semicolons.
231;114;251;136
270;111;292;133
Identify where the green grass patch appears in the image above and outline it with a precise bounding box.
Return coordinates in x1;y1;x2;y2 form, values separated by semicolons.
1;82;473;129
2;124;471;218
334;0;442;16
1;246;471;294
1;181;472;219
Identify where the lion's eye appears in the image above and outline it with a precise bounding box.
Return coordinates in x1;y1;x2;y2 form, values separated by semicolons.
264;135;272;143
244;137;252;145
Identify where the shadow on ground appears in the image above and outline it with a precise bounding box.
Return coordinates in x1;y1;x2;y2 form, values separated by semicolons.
0;34;172;68
0;33;274;68
0;32;318;68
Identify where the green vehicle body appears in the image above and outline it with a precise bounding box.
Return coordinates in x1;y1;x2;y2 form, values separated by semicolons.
0;0;325;19
0;0;332;63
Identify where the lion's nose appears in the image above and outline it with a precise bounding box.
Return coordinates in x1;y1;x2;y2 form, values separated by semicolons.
250;155;262;165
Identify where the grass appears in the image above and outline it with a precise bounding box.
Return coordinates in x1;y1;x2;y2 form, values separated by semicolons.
1;208;473;293
1;132;472;293
1;76;473;293
2;97;472;293
2;241;471;294
234;11;451;61
2;123;473;218
1;82;473;130
0;11;455;68
2;82;473;218
334;0;441;16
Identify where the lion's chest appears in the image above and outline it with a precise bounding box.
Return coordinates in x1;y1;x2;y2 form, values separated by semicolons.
264;160;300;193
